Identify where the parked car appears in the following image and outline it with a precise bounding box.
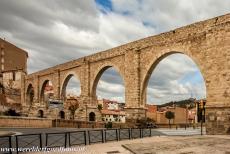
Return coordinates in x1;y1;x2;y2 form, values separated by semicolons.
135;122;158;128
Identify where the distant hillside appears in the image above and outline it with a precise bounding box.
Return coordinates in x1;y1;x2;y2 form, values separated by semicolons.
158;98;196;109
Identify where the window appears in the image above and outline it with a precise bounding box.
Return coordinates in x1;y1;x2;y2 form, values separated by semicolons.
12;72;16;81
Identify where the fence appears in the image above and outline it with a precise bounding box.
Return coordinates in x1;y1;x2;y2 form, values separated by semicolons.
0;136;12;154
46;132;67;148
0;128;159;153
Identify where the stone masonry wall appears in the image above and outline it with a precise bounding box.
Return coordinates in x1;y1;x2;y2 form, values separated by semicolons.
23;13;230;134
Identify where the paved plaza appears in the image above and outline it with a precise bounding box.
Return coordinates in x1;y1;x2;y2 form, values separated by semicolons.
23;135;230;154
122;135;230;154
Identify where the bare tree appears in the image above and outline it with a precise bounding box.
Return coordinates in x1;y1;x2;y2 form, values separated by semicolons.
67;98;79;120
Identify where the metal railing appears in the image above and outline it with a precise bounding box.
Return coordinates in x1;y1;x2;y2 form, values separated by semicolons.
119;128;131;140
0;136;12;154
105;129;119;142
88;129;104;144
69;131;87;146
0;128;159;153
142;128;152;138
131;128;142;139
15;134;42;154
46;132;67;148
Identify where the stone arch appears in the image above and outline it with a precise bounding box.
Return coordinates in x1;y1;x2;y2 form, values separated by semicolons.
60;72;81;101
89;112;95;121
91;63;125;103
26;83;34;105
40;79;54;104
141;50;206;105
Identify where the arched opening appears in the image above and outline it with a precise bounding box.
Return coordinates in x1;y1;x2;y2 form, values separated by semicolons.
59;111;65;119
61;74;81;102
26;84;34;105
89;112;96;121
40;80;54;105
38;110;44;118
143;52;206;126
92;66;125;109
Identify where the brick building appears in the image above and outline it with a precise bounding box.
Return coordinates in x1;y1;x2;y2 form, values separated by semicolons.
0;38;28;113
145;104;158;121
156;106;188;124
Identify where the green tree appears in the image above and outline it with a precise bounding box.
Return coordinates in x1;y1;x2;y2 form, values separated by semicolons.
165;111;175;128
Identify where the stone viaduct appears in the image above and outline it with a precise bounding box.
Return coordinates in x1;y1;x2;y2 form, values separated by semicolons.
22;14;229;134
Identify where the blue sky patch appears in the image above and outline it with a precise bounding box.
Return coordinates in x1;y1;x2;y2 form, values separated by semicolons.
179;70;204;85
95;0;113;14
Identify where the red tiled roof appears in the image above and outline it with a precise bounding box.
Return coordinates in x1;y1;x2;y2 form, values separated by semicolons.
145;104;157;112
101;109;126;116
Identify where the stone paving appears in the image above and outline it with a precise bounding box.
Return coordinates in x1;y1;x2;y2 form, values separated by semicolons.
24;135;230;154
123;135;230;154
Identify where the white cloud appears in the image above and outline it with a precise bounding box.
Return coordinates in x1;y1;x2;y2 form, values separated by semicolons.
147;54;206;104
98;13;155;47
0;0;227;104
65;76;81;96
111;0;230;33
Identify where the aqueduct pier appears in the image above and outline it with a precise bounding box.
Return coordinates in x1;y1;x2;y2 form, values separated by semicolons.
22;13;230;134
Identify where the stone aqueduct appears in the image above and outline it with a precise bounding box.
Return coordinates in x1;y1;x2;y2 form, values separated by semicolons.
21;14;229;134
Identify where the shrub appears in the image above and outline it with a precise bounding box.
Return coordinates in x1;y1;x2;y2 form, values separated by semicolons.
105;122;113;128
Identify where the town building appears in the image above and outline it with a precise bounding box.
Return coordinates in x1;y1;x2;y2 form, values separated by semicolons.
101;109;126;123
145;104;158;121
98;99;126;123
0;38;28;114
101;99;119;110
156;106;188;125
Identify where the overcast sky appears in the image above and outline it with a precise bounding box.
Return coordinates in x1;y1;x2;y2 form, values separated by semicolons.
0;0;229;104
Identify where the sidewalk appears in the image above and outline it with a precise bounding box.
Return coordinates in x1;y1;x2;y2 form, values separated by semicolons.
27;135;230;154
